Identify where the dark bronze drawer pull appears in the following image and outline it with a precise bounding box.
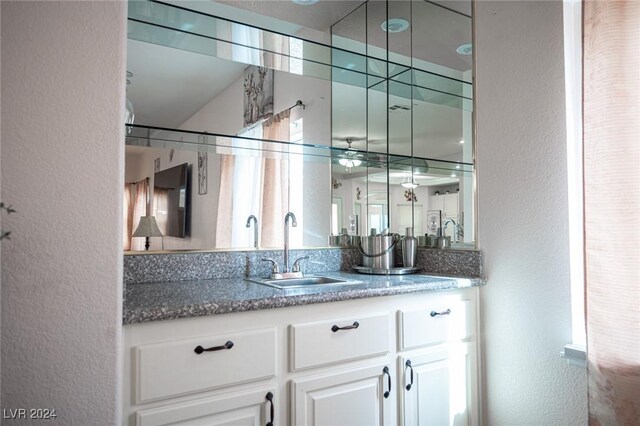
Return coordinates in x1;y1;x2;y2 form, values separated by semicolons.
331;321;360;332
383;366;391;398
265;391;274;426
430;309;451;317
405;360;414;391
194;340;234;354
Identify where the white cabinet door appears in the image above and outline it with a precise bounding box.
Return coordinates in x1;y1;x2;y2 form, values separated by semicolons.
400;342;477;426
397;204;423;235
430;196;444;215
291;363;394;426
444;194;459;219
431;194;459;220
136;386;277;426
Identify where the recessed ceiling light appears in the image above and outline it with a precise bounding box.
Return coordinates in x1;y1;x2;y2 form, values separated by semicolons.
381;18;410;33
456;164;461;169
451;172;457;178
459;139;465;144
292;0;319;4
456;43;472;55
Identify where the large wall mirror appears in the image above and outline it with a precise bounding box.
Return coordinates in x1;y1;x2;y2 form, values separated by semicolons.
124;0;474;252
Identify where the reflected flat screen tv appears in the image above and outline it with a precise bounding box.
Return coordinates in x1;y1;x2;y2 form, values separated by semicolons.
154;162;190;238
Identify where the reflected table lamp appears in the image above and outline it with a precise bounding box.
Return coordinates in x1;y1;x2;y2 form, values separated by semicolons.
132;216;163;250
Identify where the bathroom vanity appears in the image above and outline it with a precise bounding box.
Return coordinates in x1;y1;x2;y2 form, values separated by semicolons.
123;269;483;426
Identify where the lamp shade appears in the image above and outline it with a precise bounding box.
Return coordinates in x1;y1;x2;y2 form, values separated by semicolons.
132;216;163;238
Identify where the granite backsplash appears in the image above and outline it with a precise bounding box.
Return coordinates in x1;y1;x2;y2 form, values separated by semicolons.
124;247;484;284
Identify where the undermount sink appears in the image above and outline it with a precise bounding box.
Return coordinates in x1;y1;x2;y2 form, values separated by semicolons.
246;275;362;289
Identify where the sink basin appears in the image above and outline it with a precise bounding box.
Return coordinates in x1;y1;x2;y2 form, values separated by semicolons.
246;275;362;289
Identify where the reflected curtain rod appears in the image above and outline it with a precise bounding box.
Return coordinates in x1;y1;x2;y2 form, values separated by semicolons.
287;100;306;111
125;177;150;185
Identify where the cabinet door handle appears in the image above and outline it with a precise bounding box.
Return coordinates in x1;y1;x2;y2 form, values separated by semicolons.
331;321;359;332
430;308;451;317
265;391;274;426
405;360;414;391
194;340;234;354
383;366;391;399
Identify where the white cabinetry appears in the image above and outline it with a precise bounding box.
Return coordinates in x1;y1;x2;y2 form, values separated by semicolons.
124;289;479;426
430;193;459;219
399;343;477;426
289;313;390;371
134;328;276;403
135;386;276;426
291;363;393;426
397;291;478;426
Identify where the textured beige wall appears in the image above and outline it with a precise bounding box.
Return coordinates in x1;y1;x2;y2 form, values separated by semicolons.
1;2;126;423
475;1;587;425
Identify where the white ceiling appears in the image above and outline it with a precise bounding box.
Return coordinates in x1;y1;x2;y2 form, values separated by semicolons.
127;39;245;129
215;0;366;32
332;0;472;73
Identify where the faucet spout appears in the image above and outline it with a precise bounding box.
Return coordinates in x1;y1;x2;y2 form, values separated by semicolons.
246;215;258;248
284;212;297;272
443;219;457;242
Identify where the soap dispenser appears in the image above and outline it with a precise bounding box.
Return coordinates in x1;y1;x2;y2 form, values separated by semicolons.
403;227;417;268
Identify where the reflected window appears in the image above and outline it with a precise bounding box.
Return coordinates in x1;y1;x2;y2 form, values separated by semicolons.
290;38;303;75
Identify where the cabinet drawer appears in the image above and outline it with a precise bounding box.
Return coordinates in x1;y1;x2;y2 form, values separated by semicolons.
290;313;390;371
399;299;473;350
134;327;276;403
136;386;276;426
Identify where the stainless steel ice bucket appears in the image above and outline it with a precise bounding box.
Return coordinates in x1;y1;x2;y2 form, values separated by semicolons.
359;235;398;269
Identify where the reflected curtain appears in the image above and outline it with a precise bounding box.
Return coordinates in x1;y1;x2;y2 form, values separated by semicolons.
215;124;265;248
260;110;290;247
215;154;236;248
583;2;640;424
215;110;290;248
123;178;149;251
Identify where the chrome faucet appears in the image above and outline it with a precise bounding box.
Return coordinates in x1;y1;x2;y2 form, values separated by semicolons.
246;215;258;248
261;212;307;279
284;212;297;272
443;219;457;242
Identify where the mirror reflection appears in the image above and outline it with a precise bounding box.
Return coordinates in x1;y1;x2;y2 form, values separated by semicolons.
124;0;474;252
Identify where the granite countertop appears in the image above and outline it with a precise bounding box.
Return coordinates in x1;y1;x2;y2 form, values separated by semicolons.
124;271;485;324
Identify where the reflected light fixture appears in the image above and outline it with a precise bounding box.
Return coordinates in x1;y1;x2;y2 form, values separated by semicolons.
292;0;319;4
401;174;419;189
459;139;465;144
381;18;410;33
339;138;362;172
339;157;362;168
456;43;473;55
133;216;164;250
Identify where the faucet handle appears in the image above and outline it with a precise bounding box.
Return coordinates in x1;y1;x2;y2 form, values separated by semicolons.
261;258;280;273
292;256;309;273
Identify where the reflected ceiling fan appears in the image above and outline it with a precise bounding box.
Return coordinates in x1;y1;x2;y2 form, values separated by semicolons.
333;136;365;173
